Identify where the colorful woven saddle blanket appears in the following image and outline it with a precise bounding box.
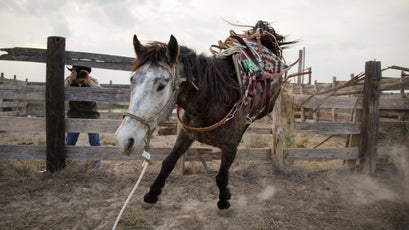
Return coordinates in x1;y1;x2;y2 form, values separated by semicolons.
214;36;289;118
213;36;289;90
234;40;289;94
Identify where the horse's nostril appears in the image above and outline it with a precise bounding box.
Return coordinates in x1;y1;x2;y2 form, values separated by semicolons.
127;138;135;151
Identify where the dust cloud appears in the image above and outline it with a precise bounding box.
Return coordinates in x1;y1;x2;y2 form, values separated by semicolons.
257;185;276;201
389;146;409;204
336;146;409;206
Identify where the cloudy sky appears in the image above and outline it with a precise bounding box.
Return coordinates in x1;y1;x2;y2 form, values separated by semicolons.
0;0;408;84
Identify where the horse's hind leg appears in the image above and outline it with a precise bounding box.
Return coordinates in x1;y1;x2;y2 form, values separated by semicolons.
143;129;194;206
216;147;237;210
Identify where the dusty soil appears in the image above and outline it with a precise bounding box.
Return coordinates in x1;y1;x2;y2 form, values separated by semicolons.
1;157;409;229
1;122;409;229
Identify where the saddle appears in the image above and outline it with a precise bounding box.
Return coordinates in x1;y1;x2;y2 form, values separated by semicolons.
211;30;290;121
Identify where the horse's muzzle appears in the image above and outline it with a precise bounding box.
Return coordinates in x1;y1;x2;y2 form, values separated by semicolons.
115;121;147;155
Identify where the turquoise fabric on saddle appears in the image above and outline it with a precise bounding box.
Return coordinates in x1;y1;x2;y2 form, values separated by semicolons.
241;58;264;75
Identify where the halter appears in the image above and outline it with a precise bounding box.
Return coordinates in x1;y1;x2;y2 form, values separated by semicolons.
123;64;179;151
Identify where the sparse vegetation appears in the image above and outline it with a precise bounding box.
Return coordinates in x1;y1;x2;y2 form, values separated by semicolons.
1;144;408;229
100;134;116;146
121;209;148;228
246;135;269;148
383;124;409;146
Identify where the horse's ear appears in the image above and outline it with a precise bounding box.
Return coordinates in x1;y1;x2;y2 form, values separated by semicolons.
166;35;179;65
133;34;145;56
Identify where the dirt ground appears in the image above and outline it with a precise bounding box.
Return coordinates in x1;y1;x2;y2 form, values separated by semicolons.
1;127;409;229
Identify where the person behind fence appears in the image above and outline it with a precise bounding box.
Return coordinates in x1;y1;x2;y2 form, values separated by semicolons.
64;65;101;147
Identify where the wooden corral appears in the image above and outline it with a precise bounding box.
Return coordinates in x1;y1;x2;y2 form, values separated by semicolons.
0;37;273;173
0;73;29;117
1;36;408;174
277;64;409;174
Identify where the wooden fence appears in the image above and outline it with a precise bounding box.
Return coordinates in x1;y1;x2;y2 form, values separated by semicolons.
274;64;409;173
1;36;408;174
0;36;274;173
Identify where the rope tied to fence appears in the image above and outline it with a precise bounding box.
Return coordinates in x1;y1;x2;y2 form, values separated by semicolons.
112;151;151;230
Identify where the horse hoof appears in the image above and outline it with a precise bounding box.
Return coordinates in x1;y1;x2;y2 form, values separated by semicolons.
217;208;233;217
140;199;155;209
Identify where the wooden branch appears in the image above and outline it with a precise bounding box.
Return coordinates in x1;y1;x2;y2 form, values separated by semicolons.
388;65;409;72
313;135;336;148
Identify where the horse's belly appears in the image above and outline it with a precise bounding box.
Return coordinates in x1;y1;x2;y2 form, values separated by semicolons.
186;125;247;149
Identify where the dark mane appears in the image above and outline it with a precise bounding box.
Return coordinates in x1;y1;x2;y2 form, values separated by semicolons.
255;20;296;53
242;20;297;57
178;46;240;113
131;41;169;71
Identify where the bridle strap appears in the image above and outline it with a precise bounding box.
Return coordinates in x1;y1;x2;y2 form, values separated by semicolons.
122;112;153;151
176;100;240;132
123;112;153;128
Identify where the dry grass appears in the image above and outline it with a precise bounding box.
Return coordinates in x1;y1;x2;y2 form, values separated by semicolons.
1;154;409;229
1;118;409;229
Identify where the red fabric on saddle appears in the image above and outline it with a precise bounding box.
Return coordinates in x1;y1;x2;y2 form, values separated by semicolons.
233;40;289;118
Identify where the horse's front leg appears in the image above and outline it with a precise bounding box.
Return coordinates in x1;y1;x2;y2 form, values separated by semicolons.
143;129;194;206
216;147;237;210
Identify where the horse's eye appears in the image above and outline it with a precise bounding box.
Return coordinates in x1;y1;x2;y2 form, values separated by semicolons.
156;83;166;91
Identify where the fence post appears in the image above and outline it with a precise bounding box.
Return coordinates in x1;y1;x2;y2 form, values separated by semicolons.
358;61;381;174
331;77;337;122
272;94;285;170
297;49;303;85
175;112;186;175
46;36;66;172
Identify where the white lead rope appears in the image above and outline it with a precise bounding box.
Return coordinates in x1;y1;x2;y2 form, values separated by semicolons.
112;151;151;230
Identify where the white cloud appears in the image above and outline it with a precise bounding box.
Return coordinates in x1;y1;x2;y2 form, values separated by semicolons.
0;0;408;84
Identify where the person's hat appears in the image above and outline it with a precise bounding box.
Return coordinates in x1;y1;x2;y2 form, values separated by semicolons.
67;65;92;73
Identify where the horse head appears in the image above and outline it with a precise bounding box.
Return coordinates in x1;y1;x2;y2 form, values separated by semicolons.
115;35;180;155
